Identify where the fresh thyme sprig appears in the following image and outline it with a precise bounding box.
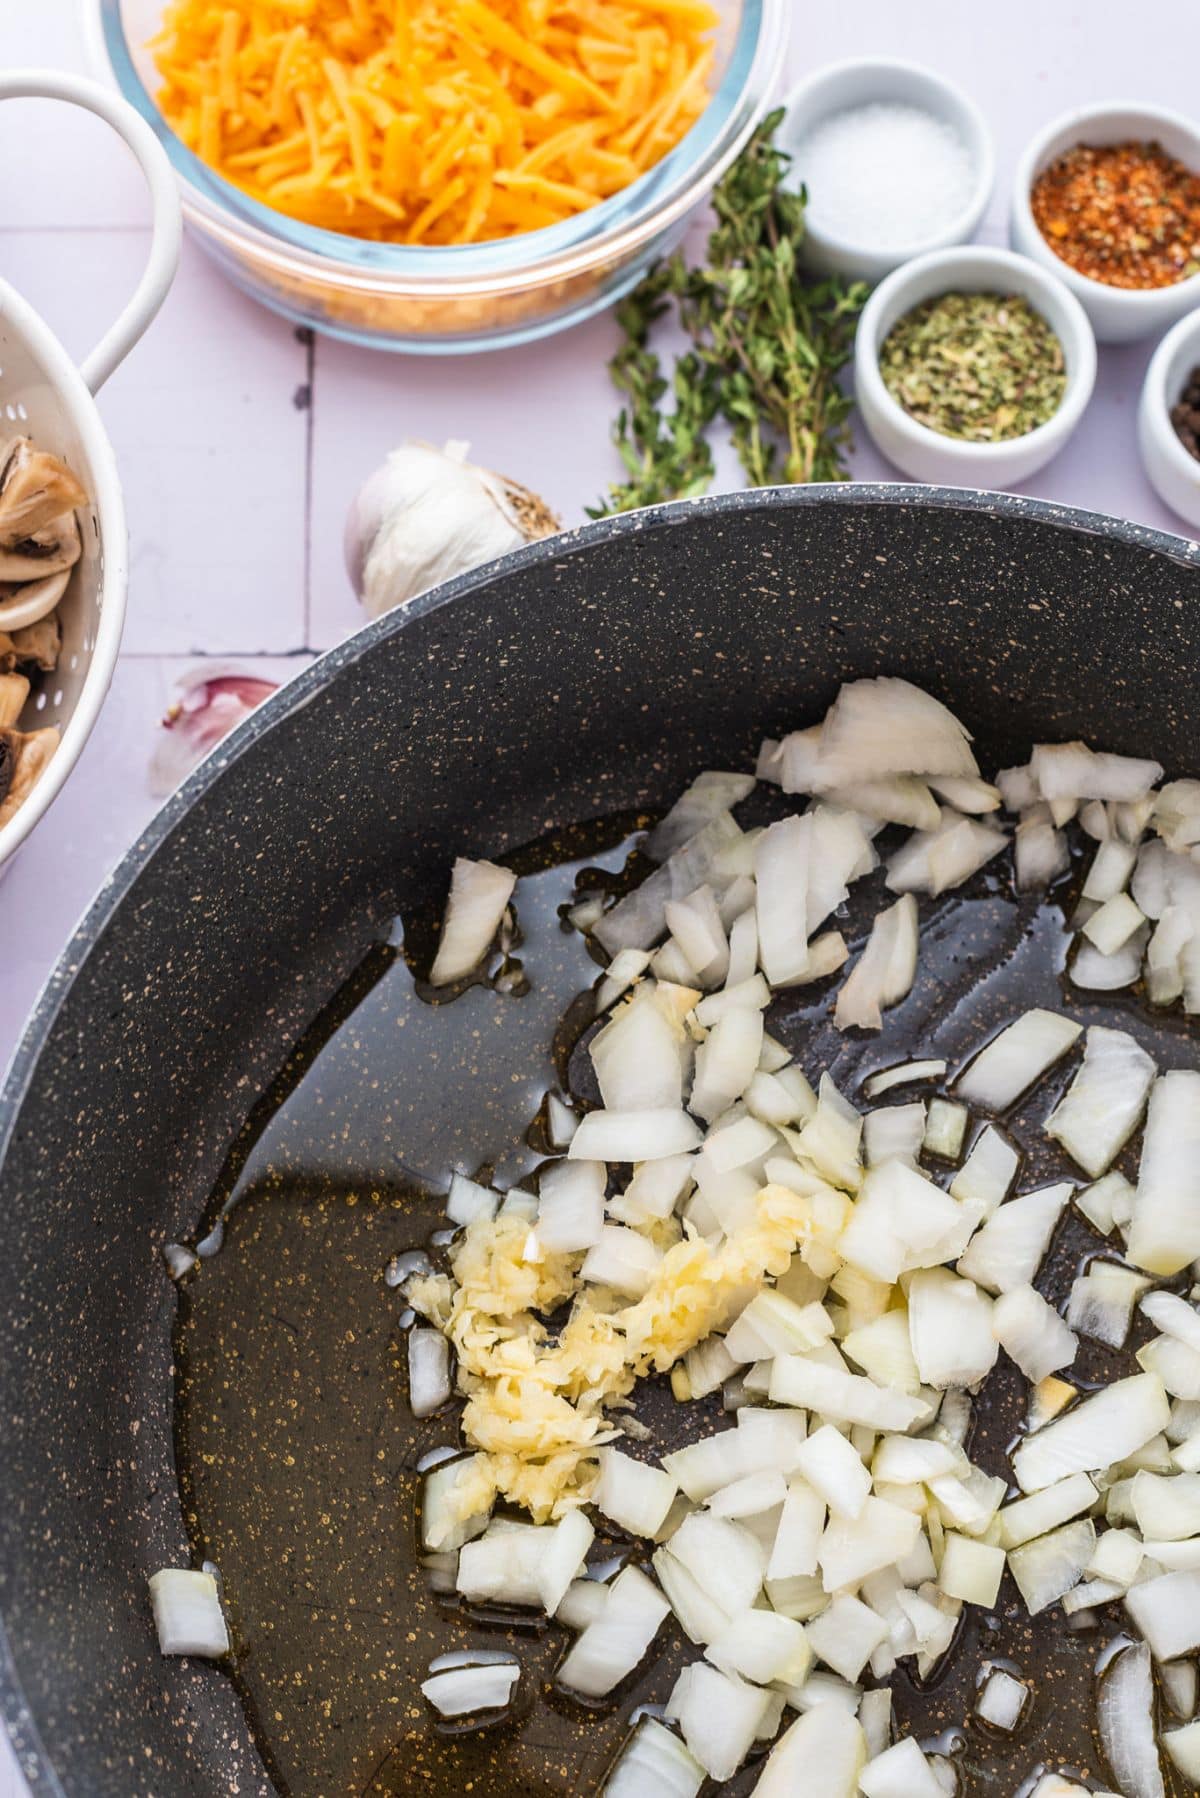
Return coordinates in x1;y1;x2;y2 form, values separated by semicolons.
591;112;869;517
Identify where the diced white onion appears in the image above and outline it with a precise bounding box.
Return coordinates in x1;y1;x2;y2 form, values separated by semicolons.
807;1592;888;1682
1125;1567;1200;1659
923;1098;967;1161
1066;1260;1150;1349
149;1569;230;1658
1096;1640;1165;1798
726;1290;834;1362
408;1326;452;1417
421;1659;519;1716
949;1125;1018;1213
694;973;771;1026
976;1667;1027;1730
908;1267;998;1388
957;1183;1072;1294
1139;1333;1200;1400
996;763;1039;810
1131;1469;1200;1542
421;1454;492;1553
457;1524;552;1606
664;885;730;987
1083;836;1139;902
537;1507;595;1615
794;1423;870;1519
1163;1718;1200;1782
1031;741;1162;804
613;1152;695;1224
1127;1071;1200;1275
955;1009;1081;1111
838;1159;961;1283
707;1607;812;1685
690;1008;764;1123
834;895;919;1032
774;724;820;792
536;1158;606;1250
997;1472;1097;1549
653;1546;731;1645
862;1102;926;1166
818;1497;923;1590
591;986;689;1112
430;857;516;985
446;1171;499;1227
859;1736;944;1798
595;1449;678;1538
992;1285;1077;1384
605;1718;705;1798
595;948;652;1013
1015;815;1069;889
557;1564;670;1696
596;811;744;955
568;1108;702;1164
766;1477;825;1583
1008;1518;1096;1614
581;1224;662;1296
557;1579;609;1631
755;814;812;986
1142;1290;1200;1356
1013;1372;1170;1493
668;1512;765;1618
665;1662;770;1783
646;771;756;861
886;812;1007;897
819;677;978;783
1046;1026;1156;1179
1082;890;1145;956
863;1059;946;1098
752;1694;867;1798
1072;930;1147;990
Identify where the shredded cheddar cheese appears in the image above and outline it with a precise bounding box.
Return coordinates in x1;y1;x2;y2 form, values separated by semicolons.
410;1181;849;1530
151;0;718;244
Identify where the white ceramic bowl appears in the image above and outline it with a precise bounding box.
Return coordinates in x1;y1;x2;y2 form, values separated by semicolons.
0;72;179;872
854;245;1097;488
1138;308;1200;534
777;59;994;284
1011;104;1200;344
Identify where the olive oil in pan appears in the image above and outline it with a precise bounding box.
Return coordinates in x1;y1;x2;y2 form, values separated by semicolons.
174;815;1195;1798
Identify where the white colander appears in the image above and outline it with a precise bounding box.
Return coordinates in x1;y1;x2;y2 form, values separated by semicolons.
0;70;180;869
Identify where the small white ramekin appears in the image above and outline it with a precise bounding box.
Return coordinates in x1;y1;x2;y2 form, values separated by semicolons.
1011;103;1200;345
777;59;994;285
854;245;1097;489
1138;308;1200;534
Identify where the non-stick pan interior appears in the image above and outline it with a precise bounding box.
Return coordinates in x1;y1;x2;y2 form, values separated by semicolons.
1;487;1199;1796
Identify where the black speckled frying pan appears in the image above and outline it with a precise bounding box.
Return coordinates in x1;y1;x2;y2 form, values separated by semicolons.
2;486;1200;1798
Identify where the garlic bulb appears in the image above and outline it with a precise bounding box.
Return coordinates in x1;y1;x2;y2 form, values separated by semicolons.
345;439;560;620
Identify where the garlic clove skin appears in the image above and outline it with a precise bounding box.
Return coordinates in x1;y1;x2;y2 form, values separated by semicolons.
149;664;279;797
345;440;559;621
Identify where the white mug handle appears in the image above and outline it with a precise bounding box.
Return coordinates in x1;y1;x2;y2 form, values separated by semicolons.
0;70;181;394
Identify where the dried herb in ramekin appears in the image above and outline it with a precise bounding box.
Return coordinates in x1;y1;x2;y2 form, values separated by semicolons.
880;291;1067;443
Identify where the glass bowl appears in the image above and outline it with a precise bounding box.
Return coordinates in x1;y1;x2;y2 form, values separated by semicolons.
87;0;787;355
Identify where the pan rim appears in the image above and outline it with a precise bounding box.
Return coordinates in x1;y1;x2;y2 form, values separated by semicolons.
1;478;1198;1793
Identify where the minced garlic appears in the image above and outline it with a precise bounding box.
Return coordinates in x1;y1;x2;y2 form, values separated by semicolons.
410;1180;852;1529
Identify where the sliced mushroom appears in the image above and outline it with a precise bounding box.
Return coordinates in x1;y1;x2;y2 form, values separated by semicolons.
0;724;58;828
0;567;71;633
0;673;30;728
0;438;87;543
0;509;81;583
0;612;61;673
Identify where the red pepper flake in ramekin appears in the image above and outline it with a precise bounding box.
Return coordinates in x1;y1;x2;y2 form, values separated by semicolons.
1030;140;1200;290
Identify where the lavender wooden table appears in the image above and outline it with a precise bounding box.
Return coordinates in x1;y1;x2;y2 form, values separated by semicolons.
0;1;1196;1790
